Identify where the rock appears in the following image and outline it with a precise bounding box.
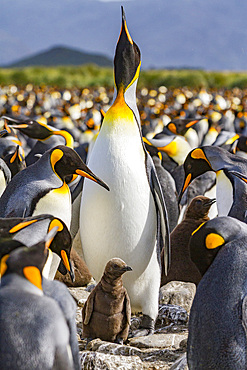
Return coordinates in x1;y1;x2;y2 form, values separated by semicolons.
68;287;90;306
160;281;196;313
80;350;144;369
128;333;188;350
156;304;188;328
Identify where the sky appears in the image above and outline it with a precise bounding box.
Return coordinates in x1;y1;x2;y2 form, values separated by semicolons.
1;0;247;70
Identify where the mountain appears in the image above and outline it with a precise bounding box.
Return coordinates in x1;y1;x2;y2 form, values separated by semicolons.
1;0;247;70
4;46;112;68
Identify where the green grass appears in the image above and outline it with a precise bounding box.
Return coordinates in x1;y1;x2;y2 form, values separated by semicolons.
1;64;247;89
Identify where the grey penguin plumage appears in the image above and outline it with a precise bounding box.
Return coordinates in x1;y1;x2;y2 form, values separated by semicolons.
82;257;132;343
187;216;247;369
0;145;109;229
179;145;247;222
0;228;75;370
80;7;170;334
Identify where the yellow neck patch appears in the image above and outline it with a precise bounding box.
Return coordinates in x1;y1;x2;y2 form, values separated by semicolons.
104;89;134;128
23;266;42;290
205;233;225;249
158;140;177;157
53;130;74;148
61;250;70;272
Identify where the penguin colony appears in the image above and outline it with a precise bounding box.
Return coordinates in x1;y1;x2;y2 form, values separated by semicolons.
1;6;247;370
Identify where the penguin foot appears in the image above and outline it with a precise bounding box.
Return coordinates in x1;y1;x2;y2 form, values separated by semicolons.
130;314;155;337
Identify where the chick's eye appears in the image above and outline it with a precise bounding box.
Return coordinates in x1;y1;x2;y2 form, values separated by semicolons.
113;264;118;269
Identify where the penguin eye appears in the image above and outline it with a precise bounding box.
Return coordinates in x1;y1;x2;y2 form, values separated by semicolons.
187;164;192;171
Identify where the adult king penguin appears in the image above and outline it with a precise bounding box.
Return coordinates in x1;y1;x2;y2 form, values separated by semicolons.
80;7;170;335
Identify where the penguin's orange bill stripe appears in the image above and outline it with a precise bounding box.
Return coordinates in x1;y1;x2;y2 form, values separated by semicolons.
191;222;206;236
23;266;42;290
76;169;99;184
10;150;17;163
185;120;199;128
9;219;38;233
124;19;133;44
191;148;212;168
0;254;9;276
8;124;28;129
205;233;225;249
61;250;71;272
182;173;192;194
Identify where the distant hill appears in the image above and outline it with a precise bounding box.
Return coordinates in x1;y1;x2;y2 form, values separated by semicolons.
4;46;112;68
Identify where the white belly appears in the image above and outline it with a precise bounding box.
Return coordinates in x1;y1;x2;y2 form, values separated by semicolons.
80;127;160;317
216;170;233;216
0;170;6;197
32;186;72;229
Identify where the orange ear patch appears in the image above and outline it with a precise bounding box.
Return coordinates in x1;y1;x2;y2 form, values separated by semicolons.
191;148;211;168
205;233;225;249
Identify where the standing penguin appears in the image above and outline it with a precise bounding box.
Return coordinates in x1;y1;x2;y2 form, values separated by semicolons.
187;216;247;369
0;228;74;370
0;145;109;229
82;258;132;343
80;7;170;334
179;145;247;222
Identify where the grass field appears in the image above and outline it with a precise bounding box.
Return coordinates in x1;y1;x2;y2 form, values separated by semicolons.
1;65;247;89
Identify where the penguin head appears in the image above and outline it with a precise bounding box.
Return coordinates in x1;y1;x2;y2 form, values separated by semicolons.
0;215;74;282
114;6;141;94
2;115;53;140
189;216;246;276
50;145;110;191
179;147;213;202
167;118;200;136
104;257;132;280
0;227;58;290
185;196;216;220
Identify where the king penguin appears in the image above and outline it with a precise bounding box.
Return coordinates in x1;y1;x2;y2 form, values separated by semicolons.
179;145;247;222
0;145;109;229
187;216;247;369
80;7;170;334
0;227;75;370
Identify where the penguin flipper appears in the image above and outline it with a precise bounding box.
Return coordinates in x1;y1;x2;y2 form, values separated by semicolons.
124;289;131;326
82;289;96;325
241;293;247;336
147;154;170;275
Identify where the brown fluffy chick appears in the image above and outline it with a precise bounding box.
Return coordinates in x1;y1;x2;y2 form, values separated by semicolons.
161;195;216;286
82;258;132;344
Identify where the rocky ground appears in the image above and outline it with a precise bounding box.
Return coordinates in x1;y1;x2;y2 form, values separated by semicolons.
69;281;196;369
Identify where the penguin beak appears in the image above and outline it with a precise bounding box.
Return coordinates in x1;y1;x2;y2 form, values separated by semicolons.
60;249;75;282
76;165;110;191
114;6;141;91
122;265;132;272
203;198;216;207
178;173;192;203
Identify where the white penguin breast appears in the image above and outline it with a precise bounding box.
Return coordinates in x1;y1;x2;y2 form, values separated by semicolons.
0;170;6;197
32;184;72;229
80;126;157;281
216;170;233;216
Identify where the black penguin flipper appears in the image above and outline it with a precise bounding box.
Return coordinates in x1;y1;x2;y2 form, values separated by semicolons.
242;293;247;336
146;154;170;275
